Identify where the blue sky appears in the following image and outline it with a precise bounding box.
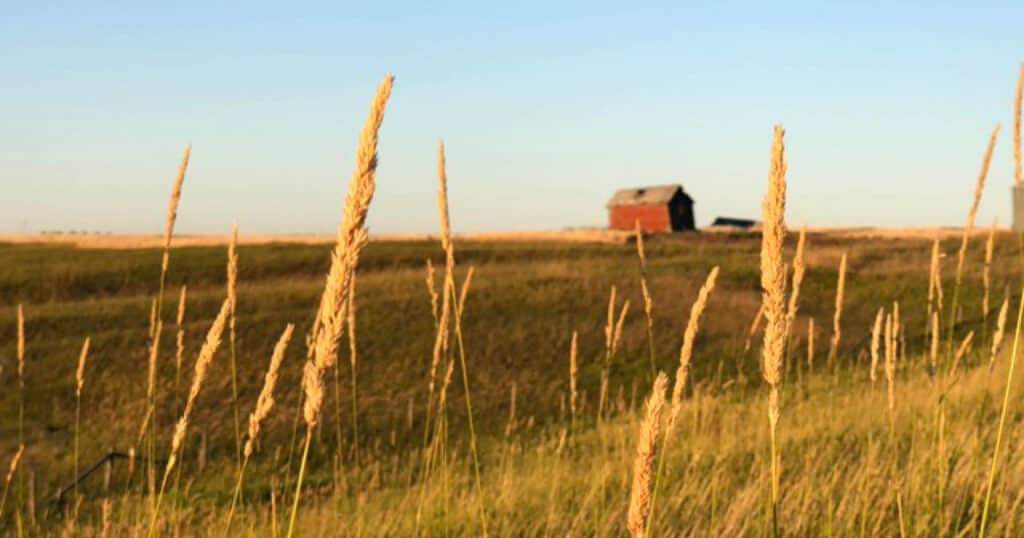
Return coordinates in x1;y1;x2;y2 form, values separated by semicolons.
2;1;1022;234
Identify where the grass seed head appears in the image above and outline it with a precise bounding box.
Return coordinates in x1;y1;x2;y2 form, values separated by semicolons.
245;324;294;458
760;125;787;389
627;372;667;538
75;337;90;398
670;266;719;429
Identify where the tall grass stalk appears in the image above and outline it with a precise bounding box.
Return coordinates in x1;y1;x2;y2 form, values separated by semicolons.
870;307;884;387
648;266;719;537
827;252;847;369
414;256;452;533
599;286;618;420
627;373;667;538
979;288;1024;537
635;221;657;377
147;144;191;507
15;304;24;526
148;300;229;538
569;331;578;433
0;446;24;523
72;337;90;525
288;74;393;538
227;222;242;468
224;323;293;536
807;317;815;374
949;125;1000;350
174;285;187;407
989;295;1010;370
436;139;488;536
785;225;807;339
760;125;788;538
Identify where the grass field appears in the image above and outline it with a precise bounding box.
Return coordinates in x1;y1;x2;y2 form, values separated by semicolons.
1;227;1021;536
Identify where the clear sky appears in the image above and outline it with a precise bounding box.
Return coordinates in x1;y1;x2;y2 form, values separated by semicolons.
2;1;1022;235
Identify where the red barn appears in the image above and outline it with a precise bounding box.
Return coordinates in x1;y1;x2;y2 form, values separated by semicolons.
606;184;695;232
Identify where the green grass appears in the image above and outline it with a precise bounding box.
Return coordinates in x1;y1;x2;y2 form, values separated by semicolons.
0;232;1019;535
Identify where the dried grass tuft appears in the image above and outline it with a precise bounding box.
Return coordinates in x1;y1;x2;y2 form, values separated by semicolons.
245;324;295;458
669;266;719;431
627;372;667;538
828;253;847;365
870;307;884;385
990;294;1010;368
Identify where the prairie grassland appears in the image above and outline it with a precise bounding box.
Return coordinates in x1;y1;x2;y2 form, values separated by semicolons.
3;74;1024;537
0;228;1020;536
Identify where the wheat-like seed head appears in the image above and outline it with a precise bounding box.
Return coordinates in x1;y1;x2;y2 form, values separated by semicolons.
569;331;578;419
929;238;943;312
892;301;900;366
304;75;394;430
437;359;455;409
458;266;475;316
176;285;188;327
4;445;24;485
990;294;1010;367
870;307;884;384
427;138;456;413
161;144;191;274
785;224;806;335
884;313;895;414
669;266;719;430
983;218;996;317
950;330;975;378
1015;63;1023;186
635;220;647;267
436;139;454;265
956;124;1001;283
612;300;631;357
228;222;239;325
75;337;90;398
635;221;654;323
301;360;324;429
176;285;187;373
425;259;439;325
807;317;815;370
163;144;190;251
970;124;1000;226
760;125;788;389
245;324;294;458
427;262;452;406
171;300;230;460
16;304;24;385
828;253;847;361
627;372;667;538
605;286;618;356
147;321;164;401
148;298;158;339
744;303;765;353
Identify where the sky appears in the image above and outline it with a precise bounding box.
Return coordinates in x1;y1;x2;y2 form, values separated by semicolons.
2;1;1023;235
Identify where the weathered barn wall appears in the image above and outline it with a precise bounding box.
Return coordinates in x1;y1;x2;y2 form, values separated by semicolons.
608;204;671;231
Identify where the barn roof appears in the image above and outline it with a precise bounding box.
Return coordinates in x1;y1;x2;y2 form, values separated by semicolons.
606;184;692;208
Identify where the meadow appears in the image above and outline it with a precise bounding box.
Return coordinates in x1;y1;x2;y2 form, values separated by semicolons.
2;73;1024;536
